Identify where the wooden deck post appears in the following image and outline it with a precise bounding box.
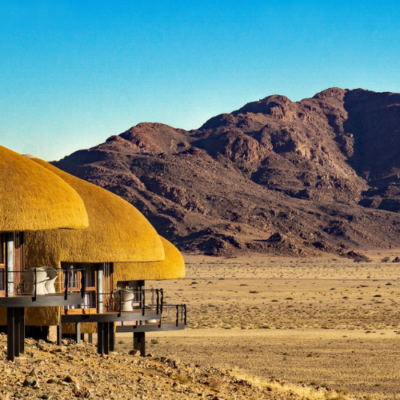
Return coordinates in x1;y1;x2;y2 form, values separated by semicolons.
96;323;113;354
104;322;109;354
88;333;93;344
109;322;115;352
19;307;25;354
75;323;81;344
14;307;20;356
7;308;15;361
134;332;145;357
97;322;104;355
57;308;62;346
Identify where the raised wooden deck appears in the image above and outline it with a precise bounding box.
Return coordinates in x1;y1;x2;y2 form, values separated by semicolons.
0;293;84;307
61;309;159;323
116;321;186;332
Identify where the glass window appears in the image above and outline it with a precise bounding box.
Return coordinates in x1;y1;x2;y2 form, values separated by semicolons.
0;269;4;291
60;263;113;312
83;264;96;288
85;291;96;309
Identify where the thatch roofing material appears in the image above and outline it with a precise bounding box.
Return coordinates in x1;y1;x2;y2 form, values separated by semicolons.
25;306;60;326
0;306;59;326
0;146;88;232
114;237;185;282
62;322;98;334
25;159;164;267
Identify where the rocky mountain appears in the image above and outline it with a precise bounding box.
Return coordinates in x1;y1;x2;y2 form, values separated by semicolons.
54;88;400;257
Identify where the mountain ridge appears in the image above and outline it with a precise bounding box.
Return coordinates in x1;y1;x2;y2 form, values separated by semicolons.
53;87;400;257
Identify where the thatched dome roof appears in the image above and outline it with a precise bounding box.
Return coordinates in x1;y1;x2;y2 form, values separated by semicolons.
0;145;88;232
114;237;185;281
25;158;165;267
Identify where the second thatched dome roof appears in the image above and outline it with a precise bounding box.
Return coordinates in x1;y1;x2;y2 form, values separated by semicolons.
25;158;165;267
114;236;185;282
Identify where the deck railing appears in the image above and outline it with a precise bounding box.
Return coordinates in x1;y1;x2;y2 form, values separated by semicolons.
161;304;187;327
1;268;85;301
117;303;187;329
64;288;164;317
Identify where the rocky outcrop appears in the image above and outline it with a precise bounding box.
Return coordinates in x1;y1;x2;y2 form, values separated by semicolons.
54;88;400;256
0;335;333;399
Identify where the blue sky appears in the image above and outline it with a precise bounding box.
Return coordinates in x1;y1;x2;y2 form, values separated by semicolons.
1;0;399;160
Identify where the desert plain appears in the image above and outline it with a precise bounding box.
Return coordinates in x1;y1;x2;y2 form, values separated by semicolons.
117;251;400;399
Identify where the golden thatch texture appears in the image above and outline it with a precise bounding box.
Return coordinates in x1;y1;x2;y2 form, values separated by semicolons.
24;159;165;267
62;322;98;334
114;237;185;282
0;146;88;231
25;306;60;326
0;307;59;326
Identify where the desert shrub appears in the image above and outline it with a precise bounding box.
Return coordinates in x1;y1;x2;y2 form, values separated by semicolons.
175;374;191;384
208;377;223;390
325;394;347;400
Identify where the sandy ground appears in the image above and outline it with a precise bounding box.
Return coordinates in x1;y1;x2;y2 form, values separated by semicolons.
116;255;400;399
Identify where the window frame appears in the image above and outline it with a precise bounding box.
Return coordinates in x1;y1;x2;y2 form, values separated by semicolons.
61;263;113;313
0;233;5;267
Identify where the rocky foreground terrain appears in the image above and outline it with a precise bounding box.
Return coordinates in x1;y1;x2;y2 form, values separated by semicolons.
0;334;348;399
54;88;400;257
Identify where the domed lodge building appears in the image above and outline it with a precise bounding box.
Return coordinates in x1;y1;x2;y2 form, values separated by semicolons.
0;146;186;360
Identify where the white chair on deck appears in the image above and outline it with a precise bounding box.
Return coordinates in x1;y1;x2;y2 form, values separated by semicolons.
21;268;49;295
113;289;134;311
43;267;58;293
